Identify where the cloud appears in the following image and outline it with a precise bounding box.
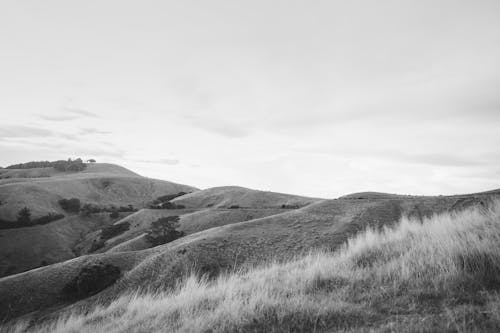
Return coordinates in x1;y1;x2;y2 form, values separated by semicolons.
79;128;111;135
63;107;99;118
184;115;250;138
39;114;79;121
37;107;100;123
135;158;180;165
383;151;481;167
0;125;53;138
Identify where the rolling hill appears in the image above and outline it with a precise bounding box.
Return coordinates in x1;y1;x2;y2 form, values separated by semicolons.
1;161;499;331
0;162;197;277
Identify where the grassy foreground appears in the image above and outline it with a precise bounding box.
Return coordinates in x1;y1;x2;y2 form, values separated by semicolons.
7;202;500;332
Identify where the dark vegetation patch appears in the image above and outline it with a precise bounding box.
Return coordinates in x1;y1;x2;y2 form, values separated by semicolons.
58;198;81;213
80;203;137;217
100;222;130;240
281;204;300;209
63;262;121;298
6;158;87;172
149;192;188;209
145;216;185;246
0;207;64;229
90;239;105;252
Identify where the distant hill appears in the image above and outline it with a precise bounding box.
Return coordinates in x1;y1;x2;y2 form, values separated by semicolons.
171;186;319;209
0;162;197;277
0;163;196;221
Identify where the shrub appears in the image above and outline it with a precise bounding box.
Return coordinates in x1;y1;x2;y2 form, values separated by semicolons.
80;203;103;217
0;212;63;229
109;210;120;218
150;202;186;209
145;216;184;246
63;262;121;297
100;222;130;240
149;192;189;208
118;205;137;212
16;207;32;225
58;198;81;213
281;204;300;209
90;239;105;252
34;213;64;225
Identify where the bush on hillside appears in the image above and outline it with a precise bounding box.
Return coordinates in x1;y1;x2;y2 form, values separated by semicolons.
58;198;81;213
145;216;184;246
0;212;64;229
118;205;138;212
79;203;103;217
281;204;300;209
89;239;105;252
16;207;32;225
100;222;130;240
35;213;64;225
109;209;120;218
63;262;121;298
150;201;186;210
149;192;189;209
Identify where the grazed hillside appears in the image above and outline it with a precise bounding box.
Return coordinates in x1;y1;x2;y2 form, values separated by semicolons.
0;163;195;221
0;180;498;325
12;202;500;332
0;162;197;277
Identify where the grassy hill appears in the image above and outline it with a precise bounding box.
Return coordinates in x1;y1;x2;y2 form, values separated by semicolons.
0;163;197;277
77;207;291;255
12;201;500;332
1;161;499;331
0;188;498;326
0;163;195;222
170;186;320;209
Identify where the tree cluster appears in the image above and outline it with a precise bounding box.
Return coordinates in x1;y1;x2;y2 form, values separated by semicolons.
6;158;87;172
145;216;185;246
63;262;121;298
0;207;64;229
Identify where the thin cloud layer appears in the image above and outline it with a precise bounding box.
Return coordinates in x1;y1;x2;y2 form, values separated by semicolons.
0;0;499;197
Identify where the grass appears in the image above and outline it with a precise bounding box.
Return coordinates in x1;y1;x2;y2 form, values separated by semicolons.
6;201;500;332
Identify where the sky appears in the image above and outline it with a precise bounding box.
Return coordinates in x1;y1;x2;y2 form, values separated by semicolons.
1;0;500;198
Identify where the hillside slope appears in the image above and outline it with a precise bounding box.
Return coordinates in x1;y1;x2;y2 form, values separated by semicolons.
0;163;196;221
13;201;500;333
171;186;320;209
0;163;198;277
1;189;498;323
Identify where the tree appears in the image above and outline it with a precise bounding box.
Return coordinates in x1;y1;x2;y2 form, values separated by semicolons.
17;207;32;225
80;203;94;217
58;198;81;213
145;216;184;246
63;262;121;297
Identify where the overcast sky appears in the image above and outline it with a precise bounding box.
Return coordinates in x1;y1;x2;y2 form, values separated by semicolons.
1;0;499;198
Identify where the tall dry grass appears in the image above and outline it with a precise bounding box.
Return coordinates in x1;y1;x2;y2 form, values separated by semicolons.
7;201;500;332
